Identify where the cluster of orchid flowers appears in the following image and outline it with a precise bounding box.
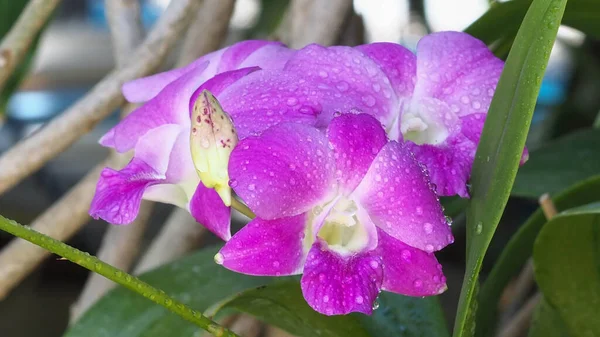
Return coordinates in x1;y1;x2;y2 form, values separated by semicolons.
89;32;527;316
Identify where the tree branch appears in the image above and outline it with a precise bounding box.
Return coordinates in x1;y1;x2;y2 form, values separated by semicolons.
0;0;202;196
69;0;150;322
0;0;62;92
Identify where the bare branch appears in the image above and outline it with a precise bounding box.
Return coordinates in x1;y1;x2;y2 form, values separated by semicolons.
0;164;103;299
0;0;62;92
284;0;353;48
0;0;202;196
69;0;149;321
178;0;236;66
105;0;145;66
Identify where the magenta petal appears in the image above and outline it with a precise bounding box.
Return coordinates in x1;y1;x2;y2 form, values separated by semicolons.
218;70;322;139
377;229;447;296
326;113;388;192
189;182;231;241
218;214;307;275
284;44;398;126
354;141;452;252
229;123;335;219
301;240;383;315
101;62;209;152
89;158;164;224
188;67;261;113
414;31;503;117
217;40;291;72
356;43;416;99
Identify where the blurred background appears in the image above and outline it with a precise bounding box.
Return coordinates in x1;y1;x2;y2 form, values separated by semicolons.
0;0;597;336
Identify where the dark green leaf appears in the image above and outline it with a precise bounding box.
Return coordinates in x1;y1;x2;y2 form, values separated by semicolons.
454;0;567;336
533;203;600;336
529;297;571;337
64;246;271;337
476;175;600;337
211;281;372;337
360;292;450;337
513;128;600;198
466;0;600;47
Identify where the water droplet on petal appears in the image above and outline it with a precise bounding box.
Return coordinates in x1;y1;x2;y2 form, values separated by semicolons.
228;179;238;187
248;184;256;191
423;223;433;234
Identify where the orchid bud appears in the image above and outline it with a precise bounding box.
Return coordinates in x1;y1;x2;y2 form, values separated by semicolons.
190;90;238;206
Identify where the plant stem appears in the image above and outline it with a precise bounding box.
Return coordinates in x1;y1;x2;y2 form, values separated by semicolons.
231;197;256;219
0;215;240;337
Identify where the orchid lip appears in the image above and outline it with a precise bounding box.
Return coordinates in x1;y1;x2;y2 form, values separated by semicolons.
400;100;449;146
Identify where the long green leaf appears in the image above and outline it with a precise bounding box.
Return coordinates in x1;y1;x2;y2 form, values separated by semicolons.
210;281;372;337
453;0;567;336
466;0;600;46
533;203;600;336
476;175;600;337
211;281;450;337
64;246;270;337
512;128;600;198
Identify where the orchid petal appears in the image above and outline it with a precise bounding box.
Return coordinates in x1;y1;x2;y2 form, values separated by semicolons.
100;62;209;153
326;113;388;193
89;158;164;224
218;70;322;139
354;141;452;252
413;31;503;118
377;229;447;296
122;40;291;103
356;42;416;99
229;123;336;220
189;182;231;241
217;214;307;275
301;240;383;315
284;44;398;127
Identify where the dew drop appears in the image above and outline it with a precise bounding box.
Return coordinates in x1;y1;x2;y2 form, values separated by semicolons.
228;179;238;187
355;296;364;304
372;300;380;310
423;222;433;234
362;95;376;107
286;97;298;106
413;279;423;288
248;184;256;191
475;222;483;234
336;81;349;92
401;249;412;261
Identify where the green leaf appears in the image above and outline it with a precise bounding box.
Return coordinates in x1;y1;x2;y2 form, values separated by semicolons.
453;0;567;336
210;281;371;337
64;246;271;337
533;202;600;336
529;297;571;337
476;175;600;337
512;128;600;198
212;281;450;337
360;292;450;337
466;0;600;47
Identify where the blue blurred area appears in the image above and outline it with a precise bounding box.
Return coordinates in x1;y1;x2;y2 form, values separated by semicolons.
86;0;164;29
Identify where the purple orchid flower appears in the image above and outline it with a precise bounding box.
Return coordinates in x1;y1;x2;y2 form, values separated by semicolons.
216;112;453;316
214;32;527;197
89;41;294;240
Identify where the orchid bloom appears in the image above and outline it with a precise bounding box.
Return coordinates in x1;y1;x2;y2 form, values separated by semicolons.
214;32;526;197
89;41;294;240
216;113;453;315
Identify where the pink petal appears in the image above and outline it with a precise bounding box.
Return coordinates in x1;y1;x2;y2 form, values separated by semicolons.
284;44;398;127
326;113;388;193
300;240;383;315
188;67;261;113
229;123;336;220
189;182;231;241
101;62;209;153
356;42;416;99
217;70;322;139
122;40;291;103
376;229;447;296
353;141;452;252
217;214;307;275
89;158;164;224
413;31;503;118
90;124;184;224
